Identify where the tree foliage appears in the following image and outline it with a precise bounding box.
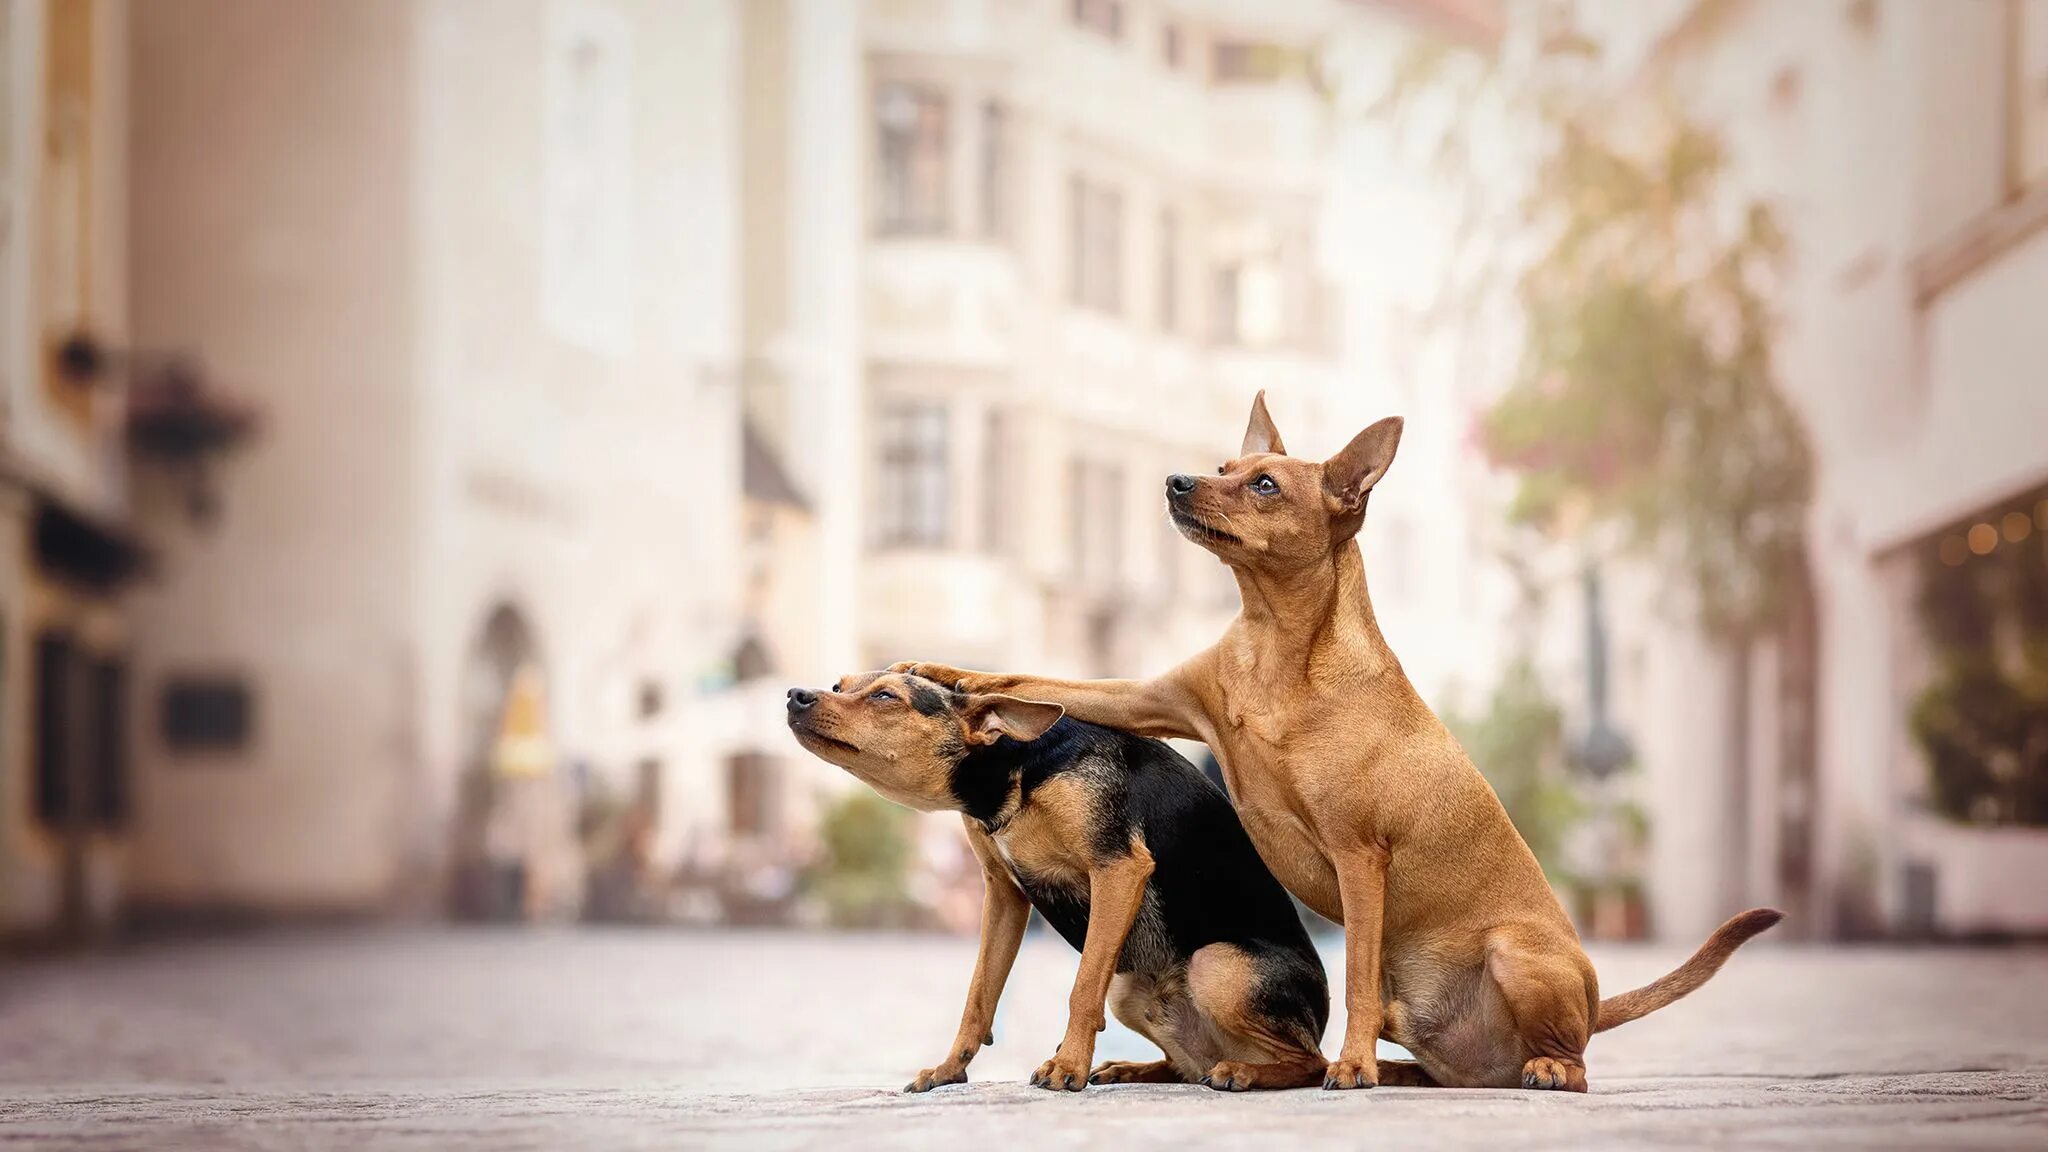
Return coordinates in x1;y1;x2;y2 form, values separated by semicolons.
807;790;917;928
1444;657;1583;878
1374;22;1814;642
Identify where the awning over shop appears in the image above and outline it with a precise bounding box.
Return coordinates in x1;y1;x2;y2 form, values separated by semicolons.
32;494;151;592
0;452;152;593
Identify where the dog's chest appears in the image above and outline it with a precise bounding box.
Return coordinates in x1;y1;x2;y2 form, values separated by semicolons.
1209;685;1346;919
990;808;1088;892
1210;692;1326;804
990;813;1176;973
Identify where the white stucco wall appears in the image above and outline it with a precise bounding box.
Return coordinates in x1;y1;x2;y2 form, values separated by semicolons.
124;0;420;910
410;0;746;876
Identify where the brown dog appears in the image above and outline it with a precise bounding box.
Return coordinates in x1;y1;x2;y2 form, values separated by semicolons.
898;392;1780;1092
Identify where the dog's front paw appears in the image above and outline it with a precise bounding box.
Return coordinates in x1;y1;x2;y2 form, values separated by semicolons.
1322;1056;1378;1091
890;662;982;693
904;1062;969;1093
1030;1050;1092;1092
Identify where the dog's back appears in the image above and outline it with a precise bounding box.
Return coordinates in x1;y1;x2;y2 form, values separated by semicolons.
985;718;1321;975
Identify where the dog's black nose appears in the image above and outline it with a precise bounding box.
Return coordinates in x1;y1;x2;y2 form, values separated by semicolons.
786;687;818;713
1166;474;1197;496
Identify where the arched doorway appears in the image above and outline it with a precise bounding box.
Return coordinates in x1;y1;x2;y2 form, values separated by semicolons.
448;602;563;921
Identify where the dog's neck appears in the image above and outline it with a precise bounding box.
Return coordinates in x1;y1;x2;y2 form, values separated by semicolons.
948;718;1085;832
1230;537;1396;681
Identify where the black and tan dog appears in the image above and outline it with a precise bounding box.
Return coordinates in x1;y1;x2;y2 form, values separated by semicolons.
786;671;1329;1092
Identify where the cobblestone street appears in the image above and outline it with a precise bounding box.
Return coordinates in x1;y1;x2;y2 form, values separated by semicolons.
2;929;2045;1149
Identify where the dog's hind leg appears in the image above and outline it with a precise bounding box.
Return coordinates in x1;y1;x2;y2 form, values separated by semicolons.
1484;929;1597;1092
1187;944;1328;1092
1087;1059;1183;1085
1372;999;1443;1087
1092;974;1195;1085
1375;1060;1438;1086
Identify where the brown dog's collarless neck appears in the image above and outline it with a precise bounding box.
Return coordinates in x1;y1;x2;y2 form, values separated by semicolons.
1229;540;1394;683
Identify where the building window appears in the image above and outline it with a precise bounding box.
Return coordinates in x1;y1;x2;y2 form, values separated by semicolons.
733;632;776;683
1071;0;1123;41
1211;40;1313;85
1305;273;1341;357
1157;207;1179;333
636;677;665;720
2016;0;2048;192
34;634;128;829
727;753;781;838
980;100;1008;240
1213;264;1244;345
1914;481;2048;825
1068;175;1124;314
162;676;255;752
1213;258;1283;347
1069;458;1125;586
876;400;950;547
636;757;663;817
92;659;129;825
541;0;633;355
981;408;1012;555
877;83;949;235
1161;22;1184;69
34;634;67;827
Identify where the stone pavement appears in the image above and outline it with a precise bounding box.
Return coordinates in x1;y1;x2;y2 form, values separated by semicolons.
1;928;2045;1149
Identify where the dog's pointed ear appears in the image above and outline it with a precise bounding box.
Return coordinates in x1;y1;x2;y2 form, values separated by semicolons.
961;694;1065;745
1240;390;1287;457
1323;416;1403;516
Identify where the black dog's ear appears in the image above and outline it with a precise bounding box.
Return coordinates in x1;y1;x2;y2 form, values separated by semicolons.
1241;390;1287;457
961;695;1065;745
1322;416;1403;516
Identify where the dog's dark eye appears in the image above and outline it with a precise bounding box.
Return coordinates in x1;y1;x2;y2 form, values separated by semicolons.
871;689;897;703
1251;474;1279;495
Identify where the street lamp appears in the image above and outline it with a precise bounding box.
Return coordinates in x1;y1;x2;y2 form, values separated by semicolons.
56;331;260;525
1572;561;1634;779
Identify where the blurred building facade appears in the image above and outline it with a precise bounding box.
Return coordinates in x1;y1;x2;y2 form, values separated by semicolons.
745;0;1361;689
1558;0;2048;941
27;0;2039;946
1;0;1471;934
0;0;763;930
726;0;1480;884
118;0;759;922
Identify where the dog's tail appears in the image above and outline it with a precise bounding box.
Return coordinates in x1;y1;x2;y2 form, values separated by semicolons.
1592;908;1783;1034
